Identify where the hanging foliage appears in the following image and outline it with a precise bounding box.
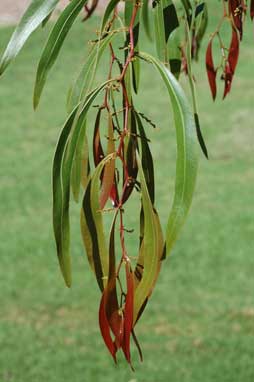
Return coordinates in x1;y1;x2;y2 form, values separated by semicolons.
0;0;252;367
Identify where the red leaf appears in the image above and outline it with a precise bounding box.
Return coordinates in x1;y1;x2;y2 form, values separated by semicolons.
228;0;245;40
223;27;239;99
223;62;233;99
105;214;123;349
251;0;254;19
109;179;119;207
99;292;117;362
228;27;239;74
99;158;115;209
206;39;217;100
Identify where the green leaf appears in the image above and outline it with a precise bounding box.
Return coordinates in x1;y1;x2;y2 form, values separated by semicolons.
195;2;208;59
142;0;152;40
168;27;182;79
163;2;179;42
153;0;179;65
52;106;78;287
34;0;88;108
0;0;60;75
139;52;199;257
133;153;159;324
53;79;112;287
71;121;89;203
185;19;208;158
132;56;140;94
81;155;115;291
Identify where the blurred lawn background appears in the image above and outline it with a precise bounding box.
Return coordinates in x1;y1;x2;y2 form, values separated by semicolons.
0;6;254;382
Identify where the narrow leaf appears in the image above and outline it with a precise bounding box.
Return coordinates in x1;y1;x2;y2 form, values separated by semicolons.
53;80;112;287
0;0;59;75
206;38;217;100
81;155;114;291
99;291;117;361
194;113;208;159
71;122;89;202
52;106;78;287
133;153;159;323
163;2;179;42
139;52;199;257
34;0;88;108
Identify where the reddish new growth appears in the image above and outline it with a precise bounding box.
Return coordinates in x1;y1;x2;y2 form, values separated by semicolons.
90;2;146;368
205;0;247;100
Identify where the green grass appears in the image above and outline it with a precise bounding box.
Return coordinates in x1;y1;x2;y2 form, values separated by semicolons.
0;9;254;382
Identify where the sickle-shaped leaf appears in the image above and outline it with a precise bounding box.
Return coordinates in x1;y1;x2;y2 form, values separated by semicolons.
34;0;88;108
228;27;239;75
184;21;208;158
228;0;243;40
53;80;112;287
99;291;117;362
81;180;105;291
139;52;199;257
52;106;78;287
223;27;239;99
206;38;217;100
0;0;60;75
82;153;115;291
81;154;116;291
134;208;164;297
133;153;159;324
